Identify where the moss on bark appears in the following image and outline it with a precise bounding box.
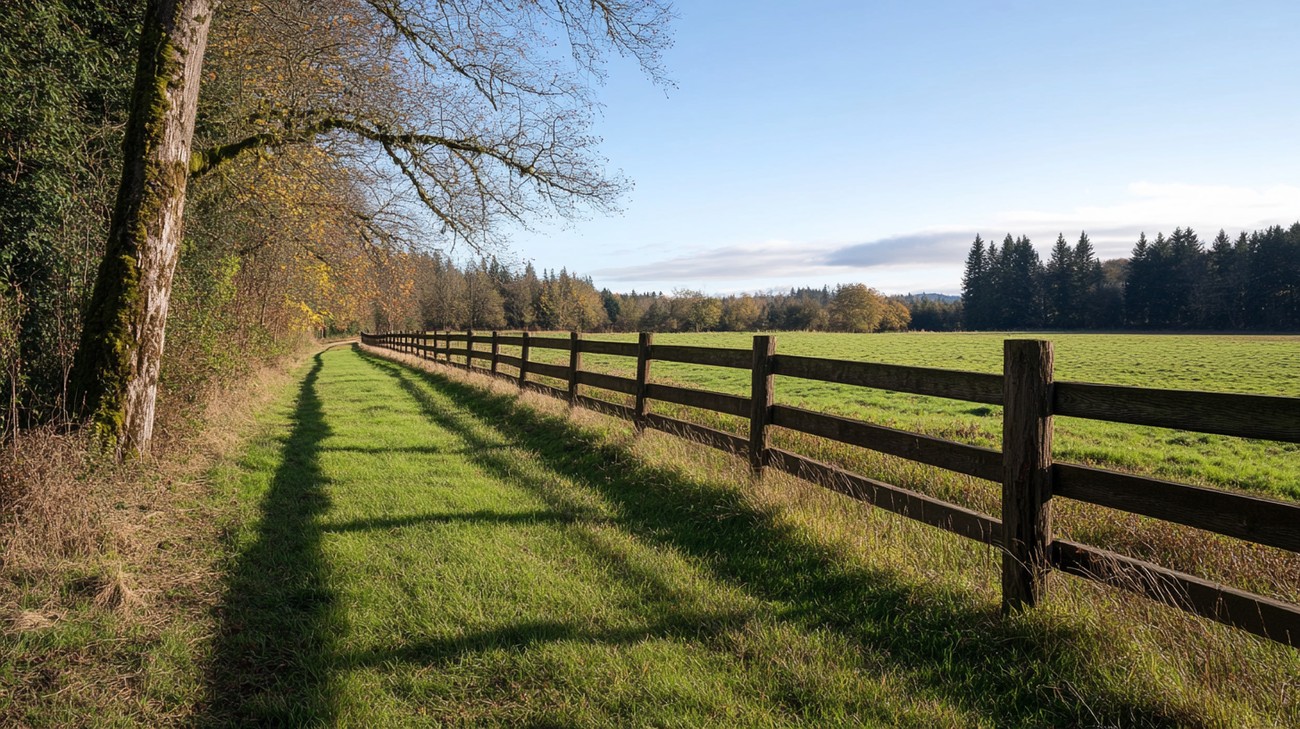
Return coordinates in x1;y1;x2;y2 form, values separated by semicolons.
69;0;193;456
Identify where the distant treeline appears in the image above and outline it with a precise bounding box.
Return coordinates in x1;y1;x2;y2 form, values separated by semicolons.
399;256;918;333
401;221;1300;336
961;224;1300;331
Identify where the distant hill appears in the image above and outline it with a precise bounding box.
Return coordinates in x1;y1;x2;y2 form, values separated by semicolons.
900;292;961;303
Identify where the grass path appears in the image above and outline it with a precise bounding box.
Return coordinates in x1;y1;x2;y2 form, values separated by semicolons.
203;346;1220;727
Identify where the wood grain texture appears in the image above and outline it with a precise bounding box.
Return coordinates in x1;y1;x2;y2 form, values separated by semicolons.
577;339;639;357
1053;381;1300;443
519;332;531;386
526;362;570;381
750;335;776;476
645;413;747;455
645;383;750;417
768;448;1002;546
1001;339;1054;612
526;336;571;350
771;354;1004;404
634;332;653;433
1052;540;1300;648
1053;463;1300;552
568;332;581;405
650;344;752;369
770;405;1002;481
575;370;638;395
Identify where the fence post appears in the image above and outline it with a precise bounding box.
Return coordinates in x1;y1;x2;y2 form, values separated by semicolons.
491;331;500;376
749;334;776;477
1001;338;1055;613
634;332;653;433
519;331;531;389
568;331;582;406
465;329;474;371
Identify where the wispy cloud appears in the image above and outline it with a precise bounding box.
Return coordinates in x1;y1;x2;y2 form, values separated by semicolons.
594;240;842;282
592;183;1300;287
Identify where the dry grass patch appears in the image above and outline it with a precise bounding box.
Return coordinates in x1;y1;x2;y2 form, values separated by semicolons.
0;341;335;726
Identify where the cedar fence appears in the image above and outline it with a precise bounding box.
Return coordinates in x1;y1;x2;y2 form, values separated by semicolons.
359;329;1300;648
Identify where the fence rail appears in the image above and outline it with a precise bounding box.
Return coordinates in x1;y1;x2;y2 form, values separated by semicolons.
360;329;1300;649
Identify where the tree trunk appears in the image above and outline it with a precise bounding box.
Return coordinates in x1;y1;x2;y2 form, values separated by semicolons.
70;0;213;458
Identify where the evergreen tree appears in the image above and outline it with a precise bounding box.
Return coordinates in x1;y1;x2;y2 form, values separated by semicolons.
1201;230;1237;328
1125;233;1153;327
1073;232;1104;327
994;235;1043;329
1165;227;1204;328
960;235;989;329
1045;234;1074;327
1248;225;1300;329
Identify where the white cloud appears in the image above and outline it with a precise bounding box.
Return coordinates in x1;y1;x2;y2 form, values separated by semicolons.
592;182;1300;290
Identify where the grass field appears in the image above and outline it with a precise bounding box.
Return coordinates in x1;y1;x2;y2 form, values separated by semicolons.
203;346;1300;725
218;345;1300;726
509;331;1300;501
6;342;1297;726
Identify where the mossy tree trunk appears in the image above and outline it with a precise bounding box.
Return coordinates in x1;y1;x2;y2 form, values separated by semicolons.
70;0;214;458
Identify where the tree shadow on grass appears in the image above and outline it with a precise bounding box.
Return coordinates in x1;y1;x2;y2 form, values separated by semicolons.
359;351;1199;728
202;353;340;727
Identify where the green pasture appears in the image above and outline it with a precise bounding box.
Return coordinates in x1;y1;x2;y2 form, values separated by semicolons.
198;346;1296;726
505;332;1300;501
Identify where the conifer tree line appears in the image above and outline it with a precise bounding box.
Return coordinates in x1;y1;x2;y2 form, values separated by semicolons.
960;224;1300;331
390;254;917;334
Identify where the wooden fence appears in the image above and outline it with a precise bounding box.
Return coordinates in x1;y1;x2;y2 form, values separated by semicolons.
359;329;1300;648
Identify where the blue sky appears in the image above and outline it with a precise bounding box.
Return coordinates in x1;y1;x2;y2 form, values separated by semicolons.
503;1;1300;295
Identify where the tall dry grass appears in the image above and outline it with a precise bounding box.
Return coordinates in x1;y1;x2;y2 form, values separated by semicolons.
0;339;334;727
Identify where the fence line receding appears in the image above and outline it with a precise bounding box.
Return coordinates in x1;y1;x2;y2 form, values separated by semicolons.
360;329;1300;649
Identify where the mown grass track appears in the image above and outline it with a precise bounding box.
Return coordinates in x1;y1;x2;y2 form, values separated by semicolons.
198;345;1300;727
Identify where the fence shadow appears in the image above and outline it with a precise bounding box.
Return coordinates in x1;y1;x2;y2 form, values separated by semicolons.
359;350;1197;728
202;353;340;726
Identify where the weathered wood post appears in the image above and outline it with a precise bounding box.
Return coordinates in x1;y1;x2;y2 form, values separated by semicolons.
634;332;653;433
490;331;500;376
519;331;531;389
749;334;776;478
1001;338;1055;613
568;331;582;407
465;329;474;371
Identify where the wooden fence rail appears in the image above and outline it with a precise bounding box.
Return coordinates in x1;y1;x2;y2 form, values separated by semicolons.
359;329;1300;649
